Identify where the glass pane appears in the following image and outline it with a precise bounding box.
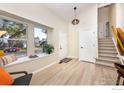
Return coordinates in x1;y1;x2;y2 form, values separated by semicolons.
34;28;47;54
0;18;27;58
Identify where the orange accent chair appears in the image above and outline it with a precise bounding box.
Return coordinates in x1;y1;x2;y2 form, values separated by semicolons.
0;67;32;85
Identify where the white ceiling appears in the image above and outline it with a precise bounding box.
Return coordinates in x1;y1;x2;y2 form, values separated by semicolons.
43;3;94;22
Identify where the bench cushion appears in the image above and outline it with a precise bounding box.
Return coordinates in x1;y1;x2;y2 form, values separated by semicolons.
0;54;17;66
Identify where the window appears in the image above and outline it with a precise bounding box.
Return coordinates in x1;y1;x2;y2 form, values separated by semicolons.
34;27;47;54
0;18;27;58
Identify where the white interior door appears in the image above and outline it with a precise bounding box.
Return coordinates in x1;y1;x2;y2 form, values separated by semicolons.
98;22;104;38
79;29;96;63
98;22;107;38
59;31;67;60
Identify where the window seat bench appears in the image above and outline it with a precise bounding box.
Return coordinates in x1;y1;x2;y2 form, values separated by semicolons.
5;53;54;68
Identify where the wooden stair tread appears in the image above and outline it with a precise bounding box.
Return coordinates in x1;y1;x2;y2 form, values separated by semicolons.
99;50;117;54
99;53;117;58
96;57;119;63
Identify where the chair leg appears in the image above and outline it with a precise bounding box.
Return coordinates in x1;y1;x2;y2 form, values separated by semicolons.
122;80;124;85
116;75;121;85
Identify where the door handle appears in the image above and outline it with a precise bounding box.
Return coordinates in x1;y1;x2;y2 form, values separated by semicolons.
60;45;62;49
81;46;83;48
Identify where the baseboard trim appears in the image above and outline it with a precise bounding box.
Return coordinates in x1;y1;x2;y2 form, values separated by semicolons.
33;60;60;74
80;60;95;64
67;56;78;59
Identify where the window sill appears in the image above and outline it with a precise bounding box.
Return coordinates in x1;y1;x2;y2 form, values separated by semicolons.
5;53;55;68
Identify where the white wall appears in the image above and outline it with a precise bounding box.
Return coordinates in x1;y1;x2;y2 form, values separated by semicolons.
68;4;98;60
108;4;117;39
116;3;124;31
108;3;124;41
0;4;68;73
108;4;117;28
108;3;124;31
98;3;111;8
68;24;79;58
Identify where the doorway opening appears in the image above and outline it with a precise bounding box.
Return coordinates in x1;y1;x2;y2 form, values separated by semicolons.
98;4;114;39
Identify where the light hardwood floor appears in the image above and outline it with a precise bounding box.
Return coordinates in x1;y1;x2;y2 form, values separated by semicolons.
30;59;118;85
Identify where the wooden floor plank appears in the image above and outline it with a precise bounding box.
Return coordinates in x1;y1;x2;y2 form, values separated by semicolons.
45;59;79;85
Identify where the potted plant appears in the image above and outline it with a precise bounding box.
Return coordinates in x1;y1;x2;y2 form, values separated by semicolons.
43;44;54;54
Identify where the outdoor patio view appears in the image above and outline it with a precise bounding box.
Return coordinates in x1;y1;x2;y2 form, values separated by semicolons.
0;18;27;58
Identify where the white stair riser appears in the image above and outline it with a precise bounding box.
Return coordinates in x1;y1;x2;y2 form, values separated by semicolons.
99;54;117;58
98;42;113;43
99;48;116;50
99;44;115;47
99;44;114;46
98;41;113;42
99;47;115;49
98;57;119;62
98;40;112;41
99;51;117;54
96;59;119;63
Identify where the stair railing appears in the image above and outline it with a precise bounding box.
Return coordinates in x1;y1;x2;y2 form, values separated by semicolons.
112;26;124;65
112;26;124;52
117;28;124;46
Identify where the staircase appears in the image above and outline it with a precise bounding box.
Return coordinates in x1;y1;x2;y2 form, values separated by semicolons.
96;38;120;67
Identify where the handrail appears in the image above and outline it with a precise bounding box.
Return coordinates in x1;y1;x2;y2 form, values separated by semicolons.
111;26;124;52
117;28;124;41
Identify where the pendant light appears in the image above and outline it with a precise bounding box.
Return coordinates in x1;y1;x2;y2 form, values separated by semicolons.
72;7;79;25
